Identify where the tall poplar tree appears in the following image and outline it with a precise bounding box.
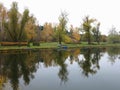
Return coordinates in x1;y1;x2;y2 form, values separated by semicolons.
82;16;96;44
4;2;29;42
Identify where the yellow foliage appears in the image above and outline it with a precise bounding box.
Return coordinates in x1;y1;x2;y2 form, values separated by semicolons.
70;26;80;43
72;32;80;41
25;17;37;41
64;35;72;43
40;23;54;42
73;49;81;57
0;75;7;88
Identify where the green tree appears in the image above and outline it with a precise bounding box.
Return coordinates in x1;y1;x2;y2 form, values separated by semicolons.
55;11;68;45
107;26;120;43
92;22;101;44
4;2;29;42
82;16;96;44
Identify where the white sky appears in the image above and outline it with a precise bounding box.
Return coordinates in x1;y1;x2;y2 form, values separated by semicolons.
0;0;120;35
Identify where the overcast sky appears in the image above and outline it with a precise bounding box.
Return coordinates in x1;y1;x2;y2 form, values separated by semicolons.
0;0;120;35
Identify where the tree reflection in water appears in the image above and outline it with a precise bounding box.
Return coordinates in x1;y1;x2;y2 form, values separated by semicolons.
107;47;120;64
54;50;69;84
0;47;119;90
77;48;103;77
0;50;40;90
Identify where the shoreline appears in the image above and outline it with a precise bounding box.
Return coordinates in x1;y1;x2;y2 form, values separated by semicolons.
0;43;120;51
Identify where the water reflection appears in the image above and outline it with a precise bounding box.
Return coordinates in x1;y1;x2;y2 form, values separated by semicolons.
55;50;69;84
107;47;120;64
0;47;120;90
0;51;40;90
78;48;103;77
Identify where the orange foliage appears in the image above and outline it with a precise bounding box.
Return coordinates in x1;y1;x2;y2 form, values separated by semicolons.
70;26;80;43
25;16;37;41
40;22;54;42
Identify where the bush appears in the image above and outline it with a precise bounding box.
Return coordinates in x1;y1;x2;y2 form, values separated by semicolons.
64;35;72;44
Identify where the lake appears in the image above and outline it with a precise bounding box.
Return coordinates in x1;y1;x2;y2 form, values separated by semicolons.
0;47;120;90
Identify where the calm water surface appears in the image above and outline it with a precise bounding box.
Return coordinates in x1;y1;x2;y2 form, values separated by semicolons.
0;47;120;90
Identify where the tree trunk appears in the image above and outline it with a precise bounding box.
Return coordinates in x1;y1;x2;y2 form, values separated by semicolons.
58;33;62;45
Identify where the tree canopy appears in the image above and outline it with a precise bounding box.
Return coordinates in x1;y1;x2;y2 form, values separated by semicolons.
1;1;119;45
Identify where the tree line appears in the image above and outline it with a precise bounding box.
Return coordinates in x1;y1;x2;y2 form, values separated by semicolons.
0;2;120;45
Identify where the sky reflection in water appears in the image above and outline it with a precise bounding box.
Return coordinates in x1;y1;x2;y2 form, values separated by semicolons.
0;47;120;90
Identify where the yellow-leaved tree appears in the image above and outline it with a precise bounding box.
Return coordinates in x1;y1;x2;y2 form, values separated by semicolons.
69;25;80;43
25;15;37;42
40;22;54;42
72;27;80;43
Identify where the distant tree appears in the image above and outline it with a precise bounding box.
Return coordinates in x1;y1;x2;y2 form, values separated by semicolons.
79;25;85;42
101;35;107;42
92;22;101;44
4;2;29;42
107;26;120;43
40;22;54;42
69;25;80;43
82;16;96;44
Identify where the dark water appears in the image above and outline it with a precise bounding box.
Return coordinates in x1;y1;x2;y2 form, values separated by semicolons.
0;47;120;90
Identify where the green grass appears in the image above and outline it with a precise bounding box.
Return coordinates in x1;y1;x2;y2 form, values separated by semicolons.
0;42;120;50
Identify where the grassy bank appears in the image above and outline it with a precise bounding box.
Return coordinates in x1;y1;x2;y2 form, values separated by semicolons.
0;42;120;50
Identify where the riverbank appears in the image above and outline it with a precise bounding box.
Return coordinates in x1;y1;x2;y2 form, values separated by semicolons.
0;42;120;50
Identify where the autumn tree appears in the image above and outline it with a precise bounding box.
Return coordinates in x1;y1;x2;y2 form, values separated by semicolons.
0;3;7;41
4;2;29;42
40;22;54;42
25;15;37;42
82;16;96;44
69;25;80;43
